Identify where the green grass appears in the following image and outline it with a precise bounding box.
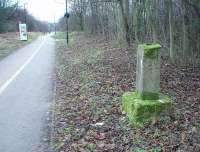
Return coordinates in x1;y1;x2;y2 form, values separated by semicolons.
53;31;79;40
55;32;104;83
53;31;83;47
53;32;67;39
52;142;65;151
133;146;163;152
85;143;96;151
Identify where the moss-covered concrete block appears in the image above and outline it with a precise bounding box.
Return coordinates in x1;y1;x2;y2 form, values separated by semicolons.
136;43;161;99
123;43;172;126
122;91;172;126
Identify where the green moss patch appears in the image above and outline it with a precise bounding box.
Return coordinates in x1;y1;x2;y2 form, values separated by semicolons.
139;43;161;50
138;91;159;100
122;91;172;127
139;43;161;59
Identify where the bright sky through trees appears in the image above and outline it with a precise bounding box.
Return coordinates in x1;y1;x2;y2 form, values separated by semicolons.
21;0;66;22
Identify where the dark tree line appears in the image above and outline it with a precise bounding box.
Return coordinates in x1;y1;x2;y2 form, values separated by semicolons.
58;0;200;67
0;0;50;33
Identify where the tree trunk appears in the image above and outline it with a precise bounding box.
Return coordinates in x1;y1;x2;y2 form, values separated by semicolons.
168;0;175;63
119;0;130;46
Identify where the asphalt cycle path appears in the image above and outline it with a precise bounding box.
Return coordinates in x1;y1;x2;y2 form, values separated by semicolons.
0;35;55;152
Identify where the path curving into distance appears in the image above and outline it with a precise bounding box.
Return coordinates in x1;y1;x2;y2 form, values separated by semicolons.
0;35;55;152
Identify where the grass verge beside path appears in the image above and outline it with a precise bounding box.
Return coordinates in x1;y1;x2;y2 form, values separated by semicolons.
52;32;200;152
0;32;41;60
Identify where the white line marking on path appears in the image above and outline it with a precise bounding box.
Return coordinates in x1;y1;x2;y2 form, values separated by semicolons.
0;37;46;95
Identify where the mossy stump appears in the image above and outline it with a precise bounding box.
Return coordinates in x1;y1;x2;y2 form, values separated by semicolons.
122;43;172;126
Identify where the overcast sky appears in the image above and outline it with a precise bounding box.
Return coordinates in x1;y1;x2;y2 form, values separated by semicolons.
20;0;66;23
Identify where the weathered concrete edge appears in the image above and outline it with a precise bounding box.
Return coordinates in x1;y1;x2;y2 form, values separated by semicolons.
122;91;173;127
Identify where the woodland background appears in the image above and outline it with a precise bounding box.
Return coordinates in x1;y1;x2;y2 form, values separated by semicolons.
57;0;200;67
0;0;51;33
1;0;200;66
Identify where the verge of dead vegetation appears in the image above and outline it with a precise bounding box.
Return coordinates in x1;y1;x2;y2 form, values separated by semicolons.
52;32;200;152
0;32;41;60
